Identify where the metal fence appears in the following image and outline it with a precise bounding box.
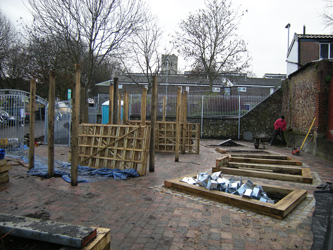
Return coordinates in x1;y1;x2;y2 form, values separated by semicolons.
0;93;46;150
128;94;268;118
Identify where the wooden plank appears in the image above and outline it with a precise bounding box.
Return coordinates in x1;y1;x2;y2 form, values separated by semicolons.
0;213;97;248
181;91;187;154
227;162;303;174
82;227;111;250
0;174;9;183
301;168;313;183
164;176;307;219
29;79;36;170
230;157;302;166
48;71;56;177
0;165;12;173
0;159;7;166
71;64;81;186
230;154;289;160
213;167;311;183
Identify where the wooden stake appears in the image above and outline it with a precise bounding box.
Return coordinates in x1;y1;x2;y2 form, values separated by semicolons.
28;79;36;170
71;64;81;186
123;91;129;124
141;88;147;125
48;71;56;177
108;84;113;124
162;96;166;122
149;75;158;172
113;78;119;124
181;90;188;154
175;87;181;162
118;92;121;124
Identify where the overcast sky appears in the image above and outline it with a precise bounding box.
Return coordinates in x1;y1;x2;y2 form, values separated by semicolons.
0;0;328;77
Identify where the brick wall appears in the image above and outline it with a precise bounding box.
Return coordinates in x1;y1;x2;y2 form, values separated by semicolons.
299;41;319;66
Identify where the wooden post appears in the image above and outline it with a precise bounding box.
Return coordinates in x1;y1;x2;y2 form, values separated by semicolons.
28;79;36;170
71;64;81;186
149;75;158;172
123;91;129;124
113;78;119;124
108;84;113;124
118;92;121;124
141;88;147;125
175;87;181;162
162;96;166;122
48;71;56;177
181;90;188;154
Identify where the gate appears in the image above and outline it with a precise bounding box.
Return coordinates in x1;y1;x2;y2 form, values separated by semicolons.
0;89;47;150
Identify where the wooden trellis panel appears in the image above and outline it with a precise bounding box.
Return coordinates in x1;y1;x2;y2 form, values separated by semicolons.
129;121;200;154
78;124;150;176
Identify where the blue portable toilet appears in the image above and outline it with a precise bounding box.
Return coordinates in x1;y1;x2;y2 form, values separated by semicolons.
101;100;123;124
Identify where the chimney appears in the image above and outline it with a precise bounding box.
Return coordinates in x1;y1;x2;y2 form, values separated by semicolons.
303;25;306;35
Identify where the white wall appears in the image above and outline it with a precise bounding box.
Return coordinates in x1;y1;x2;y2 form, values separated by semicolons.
287;40;299;76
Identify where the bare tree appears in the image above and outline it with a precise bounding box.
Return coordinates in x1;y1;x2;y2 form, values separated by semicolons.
323;0;333;31
27;0;147;122
174;0;250;88
121;15;164;93
0;10;16;78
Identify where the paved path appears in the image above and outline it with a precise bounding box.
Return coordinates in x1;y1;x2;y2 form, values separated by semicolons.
1;140;332;249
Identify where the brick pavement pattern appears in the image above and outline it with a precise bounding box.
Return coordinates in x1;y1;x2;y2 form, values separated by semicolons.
1;140;333;250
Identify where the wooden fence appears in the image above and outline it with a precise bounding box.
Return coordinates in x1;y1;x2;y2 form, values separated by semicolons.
78;124;150;176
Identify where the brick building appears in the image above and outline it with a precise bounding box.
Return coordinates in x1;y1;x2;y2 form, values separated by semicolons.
286;33;333;76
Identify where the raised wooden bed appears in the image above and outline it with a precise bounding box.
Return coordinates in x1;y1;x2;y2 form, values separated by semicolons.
164;176;307;219
213;155;312;184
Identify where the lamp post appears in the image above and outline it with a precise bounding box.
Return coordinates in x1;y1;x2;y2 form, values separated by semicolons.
285;23;291;55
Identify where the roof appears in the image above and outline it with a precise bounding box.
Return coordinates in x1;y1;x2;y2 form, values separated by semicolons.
287;33;333;57
96;73;282;88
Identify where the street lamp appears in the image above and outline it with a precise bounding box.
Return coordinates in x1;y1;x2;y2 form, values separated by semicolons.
285;23;291;55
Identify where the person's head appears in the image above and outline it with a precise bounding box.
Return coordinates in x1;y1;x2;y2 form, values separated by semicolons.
281;115;285;120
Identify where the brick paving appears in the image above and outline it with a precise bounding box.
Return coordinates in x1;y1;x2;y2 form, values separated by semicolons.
1;139;332;249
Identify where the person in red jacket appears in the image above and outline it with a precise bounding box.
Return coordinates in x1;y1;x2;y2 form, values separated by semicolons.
269;116;287;146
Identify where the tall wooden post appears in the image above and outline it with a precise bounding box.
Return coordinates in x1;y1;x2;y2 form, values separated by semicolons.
141;88;147;125
181;91;188;154
123;91;129;124
149;76;158;172
118;92;121;124
108;84;114;124
28;79;36;170
175;87;181;162
162;96;166;122
48;72;56;177
113;78;119;124
71;64;81;186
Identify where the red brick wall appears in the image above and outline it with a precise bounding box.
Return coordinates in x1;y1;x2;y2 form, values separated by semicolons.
299;41;319;66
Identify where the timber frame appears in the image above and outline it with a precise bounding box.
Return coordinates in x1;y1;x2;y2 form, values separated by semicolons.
164;175;307;219
78;124;150;176
129;120;200;154
213;154;312;184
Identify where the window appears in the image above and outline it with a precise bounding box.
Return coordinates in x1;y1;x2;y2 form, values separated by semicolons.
224;88;231;96
320;43;333;59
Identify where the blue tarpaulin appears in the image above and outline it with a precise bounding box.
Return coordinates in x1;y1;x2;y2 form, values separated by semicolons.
8;153;139;183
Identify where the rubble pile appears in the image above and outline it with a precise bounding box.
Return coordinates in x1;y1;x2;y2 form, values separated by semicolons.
181;172;275;204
